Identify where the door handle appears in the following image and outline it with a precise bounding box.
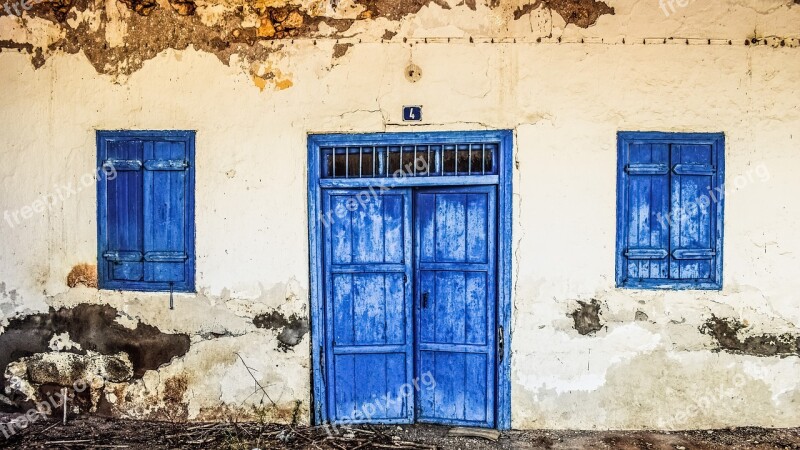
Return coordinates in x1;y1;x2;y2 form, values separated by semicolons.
498;326;504;362
421;292;429;309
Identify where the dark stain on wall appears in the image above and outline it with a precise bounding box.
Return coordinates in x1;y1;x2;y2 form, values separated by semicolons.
66;264;98;289
253;311;309;351
0;0;616;77
169;0;196;16
164;373;189;403
514;0;614;28
0;40;45;68
0;304;191;394
0;0;459;77
353;0;450;21
332;43;354;59
571;299;604;335
701;315;800;357
119;0;158;15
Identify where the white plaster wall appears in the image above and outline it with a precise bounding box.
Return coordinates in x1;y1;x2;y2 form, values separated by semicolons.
1;0;799;429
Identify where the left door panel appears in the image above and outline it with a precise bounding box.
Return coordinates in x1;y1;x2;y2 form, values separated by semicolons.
322;189;414;424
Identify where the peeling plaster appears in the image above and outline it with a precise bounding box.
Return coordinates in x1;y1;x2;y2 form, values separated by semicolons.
332;42;353;59
513;0;614;28
253;311;309;352
571;299;604;335
0;0;622;81
0;304;190;397
6;351;134;412
701;315;800;357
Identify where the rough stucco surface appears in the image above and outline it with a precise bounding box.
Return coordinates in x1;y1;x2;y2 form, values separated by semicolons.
1;0;800;430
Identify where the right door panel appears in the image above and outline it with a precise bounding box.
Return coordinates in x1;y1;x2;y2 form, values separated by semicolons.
415;186;497;427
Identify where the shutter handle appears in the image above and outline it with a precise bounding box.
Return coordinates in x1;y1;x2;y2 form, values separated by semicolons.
421;292;429;309
169;282;174;310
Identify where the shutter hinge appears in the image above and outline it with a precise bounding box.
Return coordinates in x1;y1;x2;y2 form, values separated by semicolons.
403;274;408;284
498;326;504;362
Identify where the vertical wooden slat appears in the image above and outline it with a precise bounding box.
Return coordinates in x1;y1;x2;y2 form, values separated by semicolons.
465;272;487;345
464;354;487;422
435;194;467;262
333;274;354;345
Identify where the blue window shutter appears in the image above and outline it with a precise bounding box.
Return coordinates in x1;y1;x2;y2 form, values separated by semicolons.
103;139;145;282
143;140;191;285
620;142;670;283
669;143;718;282
617;132;724;290
98;131;195;292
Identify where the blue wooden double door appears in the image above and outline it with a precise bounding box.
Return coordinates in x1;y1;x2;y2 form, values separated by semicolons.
322;186;497;427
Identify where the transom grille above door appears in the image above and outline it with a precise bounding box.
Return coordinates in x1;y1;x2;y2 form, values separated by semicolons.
321;143;497;179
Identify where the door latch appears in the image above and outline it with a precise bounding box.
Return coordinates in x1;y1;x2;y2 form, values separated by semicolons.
421;292;429;309
498;326;504;362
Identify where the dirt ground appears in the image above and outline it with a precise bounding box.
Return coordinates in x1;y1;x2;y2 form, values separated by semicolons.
0;414;799;449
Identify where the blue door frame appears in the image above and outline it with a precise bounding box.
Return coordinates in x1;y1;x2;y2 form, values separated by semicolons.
307;130;513;430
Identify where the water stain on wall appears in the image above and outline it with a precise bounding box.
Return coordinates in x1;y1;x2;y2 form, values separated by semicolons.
701;315;800;357
571;299;604;335
253;311;309;352
66;264;98;289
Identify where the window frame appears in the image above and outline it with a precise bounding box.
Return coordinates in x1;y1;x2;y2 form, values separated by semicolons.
615;131;725;290
96;130;196;293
